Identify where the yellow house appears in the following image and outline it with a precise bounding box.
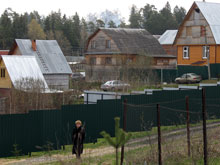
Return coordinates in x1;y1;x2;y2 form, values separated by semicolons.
0;57;12;88
174;1;220;66
0;55;48;90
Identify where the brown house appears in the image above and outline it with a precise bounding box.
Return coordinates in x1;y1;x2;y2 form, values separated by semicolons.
85;28;176;81
159;30;178;56
174;1;220;66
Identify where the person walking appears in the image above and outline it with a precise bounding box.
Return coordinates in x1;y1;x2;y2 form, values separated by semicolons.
72;120;85;159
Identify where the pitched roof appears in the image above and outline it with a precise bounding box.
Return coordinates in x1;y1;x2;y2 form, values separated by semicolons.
88;28;167;55
159;30;178;45
12;39;72;74
2;55;48;89
195;1;220;44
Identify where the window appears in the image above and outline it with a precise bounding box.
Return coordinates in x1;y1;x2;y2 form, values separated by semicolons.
183;46;189;59
0;68;5;78
91;40;96;49
203;46;210;59
90;57;96;65
105;57;112;65
106;40;111;48
200;26;206;37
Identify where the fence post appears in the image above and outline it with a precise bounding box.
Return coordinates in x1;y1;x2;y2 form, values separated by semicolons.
186;96;190;157
120;99;127;165
202;88;208;165
157;104;162;165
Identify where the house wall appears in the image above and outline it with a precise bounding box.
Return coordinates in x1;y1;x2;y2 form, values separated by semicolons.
12;47;22;55
0;60;12;89
175;3;218;66
177;45;218;65
44;74;70;90
153;57;177;69
176;4;215;45
162;45;177;56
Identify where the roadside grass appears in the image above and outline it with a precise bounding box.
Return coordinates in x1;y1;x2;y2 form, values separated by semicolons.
2;118;220;163
41;126;220;165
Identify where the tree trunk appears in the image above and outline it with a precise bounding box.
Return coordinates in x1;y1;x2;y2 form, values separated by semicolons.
116;147;119;165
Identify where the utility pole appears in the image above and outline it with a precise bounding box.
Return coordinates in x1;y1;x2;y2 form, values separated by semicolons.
204;26;211;80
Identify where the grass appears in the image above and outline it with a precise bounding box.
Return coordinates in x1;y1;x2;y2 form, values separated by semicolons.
40;125;220;164
2;118;220;163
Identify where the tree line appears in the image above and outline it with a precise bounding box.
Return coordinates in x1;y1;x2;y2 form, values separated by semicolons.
0;2;186;56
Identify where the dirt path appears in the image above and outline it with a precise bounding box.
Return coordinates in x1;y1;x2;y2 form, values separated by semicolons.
1;122;220;165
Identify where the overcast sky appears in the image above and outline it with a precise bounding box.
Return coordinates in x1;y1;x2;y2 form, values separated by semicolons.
1;0;220;21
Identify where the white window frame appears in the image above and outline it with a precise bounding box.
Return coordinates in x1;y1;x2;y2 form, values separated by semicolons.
91;40;96;49
183;46;189;59
203;46;210;59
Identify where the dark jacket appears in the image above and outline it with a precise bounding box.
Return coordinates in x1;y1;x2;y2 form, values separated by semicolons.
72;126;85;155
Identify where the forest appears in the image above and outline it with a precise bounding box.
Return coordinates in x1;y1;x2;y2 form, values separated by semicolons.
0;2;186;56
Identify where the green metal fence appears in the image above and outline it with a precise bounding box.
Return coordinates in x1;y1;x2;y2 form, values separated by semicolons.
178;64;220;79
1;86;220;157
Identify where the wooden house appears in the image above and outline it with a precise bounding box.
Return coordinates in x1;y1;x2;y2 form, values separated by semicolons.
174;1;220;66
85;28;176;81
8;39;72;90
0;55;48;90
159;30;178;56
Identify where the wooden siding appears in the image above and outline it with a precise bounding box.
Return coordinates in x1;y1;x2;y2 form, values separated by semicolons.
12;47;22;55
162;45;177;56
177;45;218;65
0;60;12;88
176;4;215;45
87;31;120;53
44;74;70;90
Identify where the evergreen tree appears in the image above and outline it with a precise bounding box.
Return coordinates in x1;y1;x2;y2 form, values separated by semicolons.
0;9;13;49
129;5;142;28
100;117;131;165
72;12;81;53
159;2;178;33
108;20;117;28
174;6;186;25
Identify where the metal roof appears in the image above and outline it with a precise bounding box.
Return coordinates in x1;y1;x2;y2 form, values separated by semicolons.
195;1;220;44
2;55;48;89
15;39;72;74
159;30;178;45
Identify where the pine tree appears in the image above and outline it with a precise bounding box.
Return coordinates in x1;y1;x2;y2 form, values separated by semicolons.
129;5;142;28
100;117;131;165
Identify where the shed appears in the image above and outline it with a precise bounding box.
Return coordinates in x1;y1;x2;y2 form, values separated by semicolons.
8;39;72;90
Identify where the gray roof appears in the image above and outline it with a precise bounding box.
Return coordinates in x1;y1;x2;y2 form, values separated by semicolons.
159;30;178;45
195;1;220;44
98;28;166;55
15;39;72;74
2;55;48;89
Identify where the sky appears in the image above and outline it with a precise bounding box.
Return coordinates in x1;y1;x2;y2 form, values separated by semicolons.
1;0;220;21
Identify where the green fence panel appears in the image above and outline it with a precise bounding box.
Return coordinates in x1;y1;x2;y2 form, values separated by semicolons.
0;114;29;157
1;86;220;158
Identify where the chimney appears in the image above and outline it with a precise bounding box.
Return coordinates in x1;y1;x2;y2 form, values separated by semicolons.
32;40;36;51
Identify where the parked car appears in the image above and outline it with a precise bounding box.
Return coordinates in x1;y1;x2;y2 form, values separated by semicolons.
175;73;202;84
71;72;85;80
101;80;130;91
